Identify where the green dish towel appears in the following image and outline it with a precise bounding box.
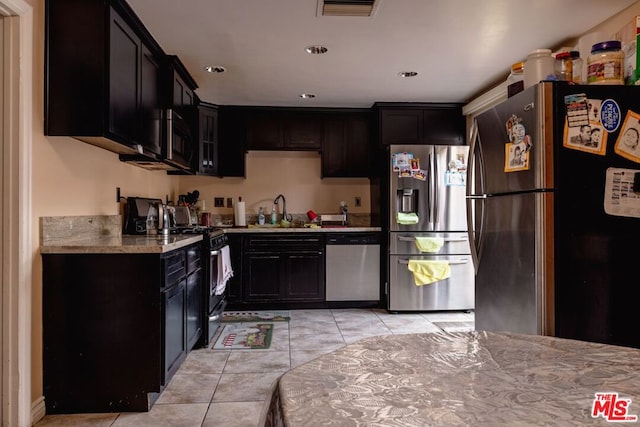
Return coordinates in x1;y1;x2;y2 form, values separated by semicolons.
415;237;444;253
407;260;451;286
396;212;419;225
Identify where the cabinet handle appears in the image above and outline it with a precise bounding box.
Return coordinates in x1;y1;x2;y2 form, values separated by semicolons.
209;313;221;322
166;109;173;160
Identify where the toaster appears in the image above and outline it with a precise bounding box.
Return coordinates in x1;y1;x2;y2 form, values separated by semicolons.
174;206;192;226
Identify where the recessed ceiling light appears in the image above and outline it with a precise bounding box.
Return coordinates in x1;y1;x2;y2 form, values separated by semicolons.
300;93;316;99
305;45;328;55
398;71;418;77
204;66;226;73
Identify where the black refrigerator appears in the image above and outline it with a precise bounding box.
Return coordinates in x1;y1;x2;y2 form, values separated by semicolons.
467;81;640;348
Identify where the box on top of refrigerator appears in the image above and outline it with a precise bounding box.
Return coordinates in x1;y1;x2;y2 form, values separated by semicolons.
615;15;640;85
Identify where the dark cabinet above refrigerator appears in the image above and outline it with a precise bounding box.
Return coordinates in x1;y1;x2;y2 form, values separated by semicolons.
374;103;466;146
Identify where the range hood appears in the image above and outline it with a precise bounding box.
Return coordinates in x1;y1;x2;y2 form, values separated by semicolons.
119;148;191;173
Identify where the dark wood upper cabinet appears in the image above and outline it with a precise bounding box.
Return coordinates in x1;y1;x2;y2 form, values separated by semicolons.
218;106;247;178
246;111;283;149
282;113;323;149
322;111;372;178
246;109;322;150
139;47;162;154
194;102;219;176
162;56;198;171
45;0;165;157
166;56;197;110
375;103;465;146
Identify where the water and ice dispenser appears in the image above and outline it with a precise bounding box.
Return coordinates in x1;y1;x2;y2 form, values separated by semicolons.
397;188;419;214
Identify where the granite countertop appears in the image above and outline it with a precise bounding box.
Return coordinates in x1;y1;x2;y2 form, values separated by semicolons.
39;215;202;254
222;226;381;233
40;234;203;254
38;215;380;254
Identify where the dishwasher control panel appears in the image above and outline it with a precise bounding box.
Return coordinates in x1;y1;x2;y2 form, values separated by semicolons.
326;233;380;245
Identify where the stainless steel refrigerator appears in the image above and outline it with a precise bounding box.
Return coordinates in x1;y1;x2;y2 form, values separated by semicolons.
387;144;474;311
468;81;640;348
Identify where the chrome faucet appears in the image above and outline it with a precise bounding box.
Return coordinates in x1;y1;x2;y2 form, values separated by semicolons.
340;201;348;225
273;194;293;222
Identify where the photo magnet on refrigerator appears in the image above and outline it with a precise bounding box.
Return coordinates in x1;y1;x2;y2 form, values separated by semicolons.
504;114;531;172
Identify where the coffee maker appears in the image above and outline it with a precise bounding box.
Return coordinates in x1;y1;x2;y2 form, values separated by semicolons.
124;197;164;235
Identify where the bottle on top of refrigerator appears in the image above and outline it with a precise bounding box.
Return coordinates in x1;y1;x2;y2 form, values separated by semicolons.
587;41;624;85
554;51;573;81
570;51;584;84
506;61;525;97
524;49;555;89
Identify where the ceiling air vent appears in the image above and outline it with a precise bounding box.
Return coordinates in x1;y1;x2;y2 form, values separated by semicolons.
320;0;377;17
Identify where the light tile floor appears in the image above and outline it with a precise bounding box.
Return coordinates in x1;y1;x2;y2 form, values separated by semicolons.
35;308;474;427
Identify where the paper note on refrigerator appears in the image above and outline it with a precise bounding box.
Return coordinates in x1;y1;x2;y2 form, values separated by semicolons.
604;167;640;218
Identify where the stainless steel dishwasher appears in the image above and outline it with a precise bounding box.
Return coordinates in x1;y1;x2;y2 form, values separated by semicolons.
325;233;380;301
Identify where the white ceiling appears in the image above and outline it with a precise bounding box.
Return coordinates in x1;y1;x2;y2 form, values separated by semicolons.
127;0;637;108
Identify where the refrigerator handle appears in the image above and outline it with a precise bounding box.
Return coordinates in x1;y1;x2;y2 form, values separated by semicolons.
433;149;439;225
466;121;481;273
427;151;434;224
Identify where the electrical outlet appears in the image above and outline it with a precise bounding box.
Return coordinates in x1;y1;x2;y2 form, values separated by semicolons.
227;198;233;208
355;196;361;207
214;197;224;207
116;187;121;203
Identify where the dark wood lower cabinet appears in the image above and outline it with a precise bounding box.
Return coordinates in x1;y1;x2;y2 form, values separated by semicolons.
185;268;203;351
163;278;186;382
244;251;325;303
245;253;281;300
282;252;325;300
235;233;325;309
42;242;202;414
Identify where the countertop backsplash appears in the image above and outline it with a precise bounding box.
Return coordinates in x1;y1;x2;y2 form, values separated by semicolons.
40;215;122;245
212;212;373;228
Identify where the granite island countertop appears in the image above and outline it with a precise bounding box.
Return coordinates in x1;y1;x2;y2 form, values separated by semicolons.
39;215;202;254
40;234;203;254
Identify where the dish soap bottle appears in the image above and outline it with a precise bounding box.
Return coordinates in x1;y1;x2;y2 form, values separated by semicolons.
271;206;277;225
258;207;265;225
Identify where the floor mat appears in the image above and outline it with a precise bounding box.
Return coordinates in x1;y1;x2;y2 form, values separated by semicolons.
222;310;290;322
212;322;274;349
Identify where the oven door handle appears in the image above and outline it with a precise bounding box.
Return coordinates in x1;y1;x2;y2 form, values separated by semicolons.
210;250;220;256
209;313;222;322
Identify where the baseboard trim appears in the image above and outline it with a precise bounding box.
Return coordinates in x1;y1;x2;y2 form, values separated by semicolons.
31;396;46;425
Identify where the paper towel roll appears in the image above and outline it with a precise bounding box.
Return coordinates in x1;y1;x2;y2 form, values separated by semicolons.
234;199;246;226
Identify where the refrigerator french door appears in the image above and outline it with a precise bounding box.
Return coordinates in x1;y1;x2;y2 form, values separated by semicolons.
468;81;640;348
388;144;474;312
